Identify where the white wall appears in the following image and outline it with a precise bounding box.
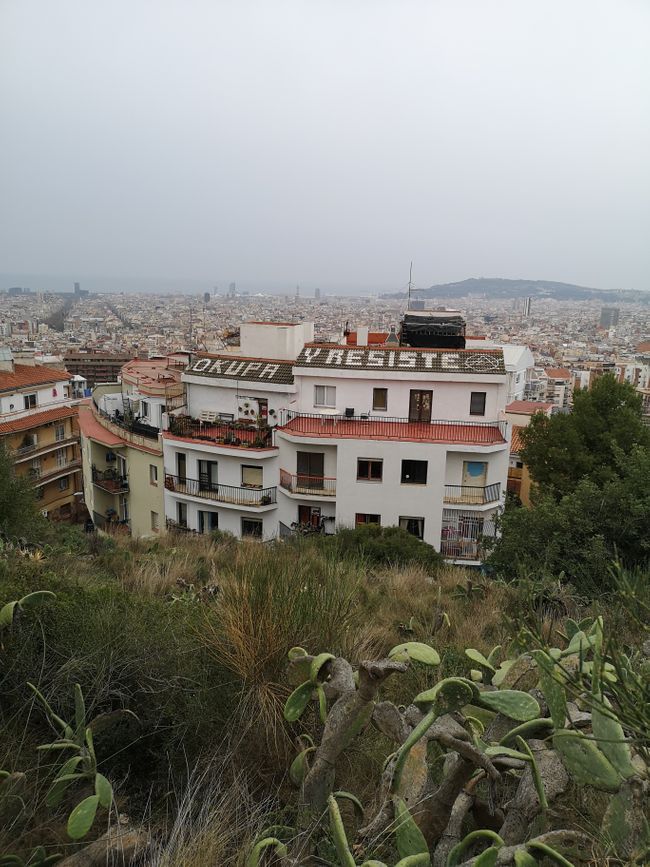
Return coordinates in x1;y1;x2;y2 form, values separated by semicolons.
0;379;71;418
293;370;506;421
240;322;313;360
186;380;290;423
163;440;278;488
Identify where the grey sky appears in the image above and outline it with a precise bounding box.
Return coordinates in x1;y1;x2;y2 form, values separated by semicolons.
1;0;649;294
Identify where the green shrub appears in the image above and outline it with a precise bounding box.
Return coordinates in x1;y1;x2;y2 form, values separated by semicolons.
321;524;443;571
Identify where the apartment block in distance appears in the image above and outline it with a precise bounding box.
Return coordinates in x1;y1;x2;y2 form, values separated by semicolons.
0;348;81;521
78;355;185;537
64;351;134;388
162;309;513;564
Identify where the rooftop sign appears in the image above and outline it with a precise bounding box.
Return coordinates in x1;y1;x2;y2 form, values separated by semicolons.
187;356;294;386
294;346;506;375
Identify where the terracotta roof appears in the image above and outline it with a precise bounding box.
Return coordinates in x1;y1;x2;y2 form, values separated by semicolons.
295;345;506;375
544;367;572;380
187;355;295;385
280;415;506;445
637;341;650;353
506;400;554;414
0;404;77;435
510;425;525;455
0;364;72;394
345;331;389;346
76;402;125;447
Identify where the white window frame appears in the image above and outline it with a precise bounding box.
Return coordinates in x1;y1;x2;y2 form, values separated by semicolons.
314;385;336;408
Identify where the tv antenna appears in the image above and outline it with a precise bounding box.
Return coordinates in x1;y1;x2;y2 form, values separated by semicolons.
407;261;414;308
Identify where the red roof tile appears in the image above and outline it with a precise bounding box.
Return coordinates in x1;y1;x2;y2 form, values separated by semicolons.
506;400;554;414
0;364;72;394
279;416;506;445
544;367;572;380
345;331;389;346
510;425;525;454
0;405;77;435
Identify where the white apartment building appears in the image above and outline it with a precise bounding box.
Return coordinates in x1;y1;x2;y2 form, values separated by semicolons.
162;318;511;564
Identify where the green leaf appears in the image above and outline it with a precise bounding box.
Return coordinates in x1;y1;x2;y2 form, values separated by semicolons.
389;642;440;666
317;684;327;723
27;683;69;735
532;651;567;729
395;857;430;866
526;841;575;866
477;689;540;722
516;737;547;811
514;852;538;867
487;645;502;666
484;746;530;762
465;648;496;672
67;794;100;840
246;838;288;867
474;848;500;867
393;796;428;858
0;601;18;629
94;773;112;809
287;646;308;660
591;699;635;779
332;790;364;819
328;795;356;867
46;755;84;807
447;830;504;866
553;731;621;792
18;591;56;610
309;652;335;683
413;678;474;714
289;746;315;787
283;681;313;722
491;659;515;687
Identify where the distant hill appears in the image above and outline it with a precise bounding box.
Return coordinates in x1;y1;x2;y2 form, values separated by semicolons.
384;277;647;303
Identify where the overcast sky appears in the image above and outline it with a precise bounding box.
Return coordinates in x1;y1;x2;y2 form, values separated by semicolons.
1;0;649;294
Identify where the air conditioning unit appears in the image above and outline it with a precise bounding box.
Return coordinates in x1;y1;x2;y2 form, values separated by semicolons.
345;407;355;418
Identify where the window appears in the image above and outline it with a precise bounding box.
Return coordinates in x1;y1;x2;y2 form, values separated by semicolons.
399;516;424;539
141;400;149;418
23;393;37;409
241;465;263;489
177;502;188;528
314;385;336;408
151;511;160;532
357;458;383;481
198;510;219;533
355;513;381;526
149;464;158;485
55;424;65;442
408;390;432;423
241;517;263;537
198;460;218;491
401;460;428;484
298;505;321;528
58;477;69;491
372;387;388;411
470;392;486;416
55;448;67;467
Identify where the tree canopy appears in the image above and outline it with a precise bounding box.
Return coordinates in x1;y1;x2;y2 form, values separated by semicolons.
0;441;46;541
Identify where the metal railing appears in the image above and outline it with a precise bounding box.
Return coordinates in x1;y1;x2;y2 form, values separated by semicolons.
278;411;507;444
166;518;199;534
29;459;81;484
92;466;129;493
93;401;160;439
167;415;274;449
279;469;337;496
15;436;78;460
443;483;501;505
164;473;277;506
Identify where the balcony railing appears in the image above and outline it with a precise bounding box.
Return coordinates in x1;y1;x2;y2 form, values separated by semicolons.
15;436;78;461
164;473;277;507
29;459;81;484
443;483;501;505
92;467;129;493
166;518;199;534
279;469;337;497
167;415;274;449
440;509;497;561
278;411;507;444
93;401;160;440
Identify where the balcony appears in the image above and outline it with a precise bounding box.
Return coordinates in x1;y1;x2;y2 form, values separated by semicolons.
91;402;160;448
278;411;507;445
443;483;501;505
92;467;129;493
440;509;497;562
279;469;337;497
167;415;274;450
29;459;81;486
164;474;277;507
14;436;79;462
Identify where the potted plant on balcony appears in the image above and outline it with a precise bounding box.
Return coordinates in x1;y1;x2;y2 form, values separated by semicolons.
164;476;176;491
260;493;272;505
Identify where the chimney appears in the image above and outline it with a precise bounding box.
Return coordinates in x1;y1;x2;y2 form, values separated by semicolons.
357;325;369;346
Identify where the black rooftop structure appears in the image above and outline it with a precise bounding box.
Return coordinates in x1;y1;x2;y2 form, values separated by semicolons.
399;309;466;350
